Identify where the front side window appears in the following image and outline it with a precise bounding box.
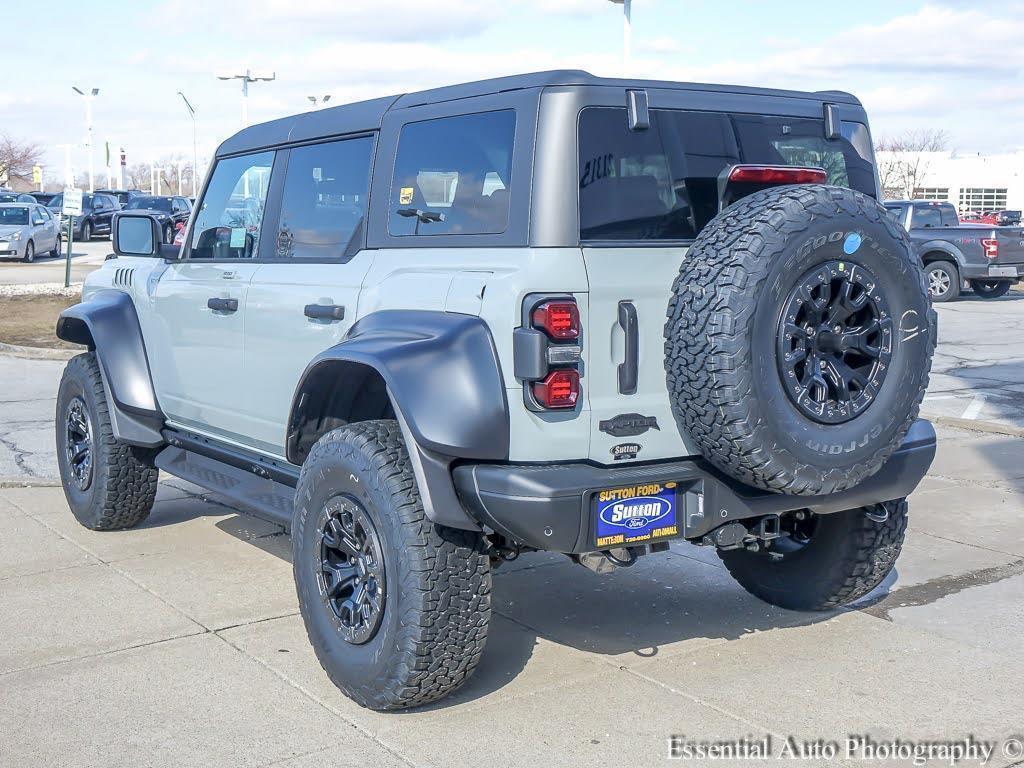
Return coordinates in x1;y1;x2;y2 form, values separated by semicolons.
578;108;877;242
389;110;516;236
275;136;373;259
189;151;274;259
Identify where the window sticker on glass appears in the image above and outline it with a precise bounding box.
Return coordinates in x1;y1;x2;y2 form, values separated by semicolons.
229;227;246;248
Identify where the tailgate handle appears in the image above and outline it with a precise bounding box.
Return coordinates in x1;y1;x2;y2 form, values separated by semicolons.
617;300;638;395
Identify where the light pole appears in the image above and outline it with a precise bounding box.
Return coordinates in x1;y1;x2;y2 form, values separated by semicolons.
307;94;331;109
178;91;199;196
217;69;276;127
607;0;632;77
72;86;99;191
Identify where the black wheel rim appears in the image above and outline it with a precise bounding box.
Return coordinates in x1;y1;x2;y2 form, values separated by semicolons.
64;396;93;491
316;495;386;645
928;267;951;297
777;260;893;424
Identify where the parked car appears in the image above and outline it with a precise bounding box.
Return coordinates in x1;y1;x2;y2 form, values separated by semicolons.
56;70;936;711
885;200;1024;301
961;209;1022;227
119;195;192;243
0;190;37;204
46;192;120;240
0;203;62;262
29;191;59;206
95;188;145;209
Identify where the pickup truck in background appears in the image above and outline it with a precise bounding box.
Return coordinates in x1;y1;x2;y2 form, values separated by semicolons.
886;200;1024;301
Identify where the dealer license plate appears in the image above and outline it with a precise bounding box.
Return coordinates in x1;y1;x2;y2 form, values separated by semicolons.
593;481;681;549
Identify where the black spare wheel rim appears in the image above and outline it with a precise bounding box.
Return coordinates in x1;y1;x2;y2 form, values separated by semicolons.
317;495;386;645
65;396;93;491
777;260;893;424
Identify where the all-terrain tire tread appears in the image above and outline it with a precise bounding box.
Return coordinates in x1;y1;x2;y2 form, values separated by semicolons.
60;353;158;530
664;184;936;495
295;420;490;710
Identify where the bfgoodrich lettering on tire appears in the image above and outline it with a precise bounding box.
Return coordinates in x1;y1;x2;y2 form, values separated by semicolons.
664;185;936;496
292;420;491;710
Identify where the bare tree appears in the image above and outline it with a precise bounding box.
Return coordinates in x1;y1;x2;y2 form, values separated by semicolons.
123;163;152;192
875;129;949;200
158;155;194;197
0;134;44;187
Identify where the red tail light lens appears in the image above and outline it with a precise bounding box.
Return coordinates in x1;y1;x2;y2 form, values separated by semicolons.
532;369;580;409
728;165;827;185
982;238;999;259
532;300;580;340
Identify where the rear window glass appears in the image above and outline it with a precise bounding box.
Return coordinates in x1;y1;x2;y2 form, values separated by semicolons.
389;110;515;236
578;108;876;241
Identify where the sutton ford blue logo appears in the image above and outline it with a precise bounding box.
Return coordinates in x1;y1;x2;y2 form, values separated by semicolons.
599;497;672;529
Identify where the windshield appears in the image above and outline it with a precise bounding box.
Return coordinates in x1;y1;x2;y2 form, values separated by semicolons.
127;196;172;212
0;207;30;225
578;108;877;241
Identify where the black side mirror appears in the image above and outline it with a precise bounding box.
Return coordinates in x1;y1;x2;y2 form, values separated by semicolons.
113;213;161;257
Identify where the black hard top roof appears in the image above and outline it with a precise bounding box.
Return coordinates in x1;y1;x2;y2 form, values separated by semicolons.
216;70;861;157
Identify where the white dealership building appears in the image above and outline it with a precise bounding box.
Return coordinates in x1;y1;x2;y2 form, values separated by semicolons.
876;150;1024;214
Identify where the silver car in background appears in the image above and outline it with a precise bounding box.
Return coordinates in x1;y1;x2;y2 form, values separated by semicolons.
0;203;62;262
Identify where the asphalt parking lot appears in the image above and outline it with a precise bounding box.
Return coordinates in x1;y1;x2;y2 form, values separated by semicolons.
1;293;1022;767
0;238;110;287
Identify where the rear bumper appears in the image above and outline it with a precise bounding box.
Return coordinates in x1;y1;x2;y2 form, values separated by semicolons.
453;420;936;554
960;262;1024;280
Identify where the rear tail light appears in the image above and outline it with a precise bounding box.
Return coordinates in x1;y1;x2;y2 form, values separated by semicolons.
532;369;580;409
982;238;999;260
531;300;580;340
727;165;828;185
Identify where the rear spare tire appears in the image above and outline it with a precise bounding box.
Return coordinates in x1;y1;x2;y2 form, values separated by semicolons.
664;184;935;496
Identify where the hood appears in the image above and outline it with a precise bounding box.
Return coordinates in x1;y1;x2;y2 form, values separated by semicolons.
0;224;27;237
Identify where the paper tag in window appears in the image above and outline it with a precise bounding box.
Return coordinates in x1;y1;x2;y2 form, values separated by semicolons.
229;227;246;248
399;187;414;205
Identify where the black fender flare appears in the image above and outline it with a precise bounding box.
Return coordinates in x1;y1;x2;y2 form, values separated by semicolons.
56;289;164;446
288;310;509;530
918;239;965;269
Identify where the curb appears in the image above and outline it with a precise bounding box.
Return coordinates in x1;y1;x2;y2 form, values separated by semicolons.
929;414;1024;439
0;342;77;361
0;477;62;488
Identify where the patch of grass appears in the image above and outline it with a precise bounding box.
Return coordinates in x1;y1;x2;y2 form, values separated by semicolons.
0;295;79;349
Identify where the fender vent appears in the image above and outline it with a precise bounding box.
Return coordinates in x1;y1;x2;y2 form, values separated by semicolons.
113;267;135;289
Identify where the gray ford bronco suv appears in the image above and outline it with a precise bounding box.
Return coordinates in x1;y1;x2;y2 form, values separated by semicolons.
55;71;937;710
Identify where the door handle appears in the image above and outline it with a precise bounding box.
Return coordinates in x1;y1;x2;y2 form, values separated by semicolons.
617;300;638;395
304;303;345;321
207;297;238;313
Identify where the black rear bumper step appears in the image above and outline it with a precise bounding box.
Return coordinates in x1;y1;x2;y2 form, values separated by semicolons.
453;419;936;554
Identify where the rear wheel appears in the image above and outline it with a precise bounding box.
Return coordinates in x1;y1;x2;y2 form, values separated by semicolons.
969;279;1012;299
163;223;174;244
719;500;908;611
926;261;960;302
293;420;490;710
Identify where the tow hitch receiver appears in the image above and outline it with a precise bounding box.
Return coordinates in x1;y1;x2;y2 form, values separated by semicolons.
704;514;781;551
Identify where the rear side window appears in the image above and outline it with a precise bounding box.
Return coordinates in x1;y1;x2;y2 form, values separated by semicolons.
275;136;373;259
389;110;515;236
578;107;877;242
190;151;275;259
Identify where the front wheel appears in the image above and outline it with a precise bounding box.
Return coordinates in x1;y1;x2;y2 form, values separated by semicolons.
163;223;174;244
56;353;158;530
969;279;1012;299
926;261;960;302
50;235;62;258
80;221;92;242
22;240;34;263
292;420;491;710
719;500;908;611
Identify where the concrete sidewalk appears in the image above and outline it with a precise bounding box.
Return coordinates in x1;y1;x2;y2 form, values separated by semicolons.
1;423;1021;768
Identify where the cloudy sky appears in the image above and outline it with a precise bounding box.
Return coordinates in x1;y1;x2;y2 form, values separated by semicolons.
5;0;1023;183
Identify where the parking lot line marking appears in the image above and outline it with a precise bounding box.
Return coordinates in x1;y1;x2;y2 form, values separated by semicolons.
961;395;987;420
923;394;957;401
